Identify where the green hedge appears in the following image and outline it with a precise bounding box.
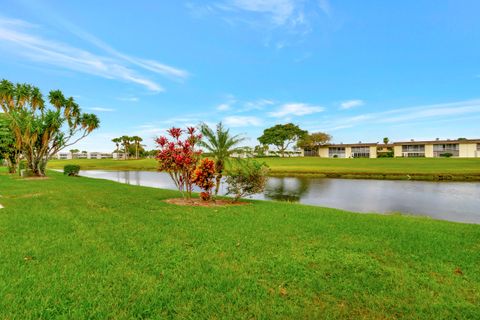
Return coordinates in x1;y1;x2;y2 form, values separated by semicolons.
64;165;80;176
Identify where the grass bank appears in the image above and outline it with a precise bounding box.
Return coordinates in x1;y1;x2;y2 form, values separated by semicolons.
48;157;480;181
0;168;479;318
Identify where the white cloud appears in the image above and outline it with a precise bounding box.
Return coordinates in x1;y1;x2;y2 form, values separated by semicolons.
0;17;188;92
340;99;364;110
316;99;480;131
117;97;139;102
224;115;263;127
269;102;324;117
243;98;274;111
231;0;296;26
217;103;231;111
89;107;115;112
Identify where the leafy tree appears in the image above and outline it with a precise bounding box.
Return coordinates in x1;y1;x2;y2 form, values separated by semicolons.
297;132;332;152
258;123;307;157
0;113;19;173
0;79;99;176
199;122;246;196
254;144;268;157
383;137;390;144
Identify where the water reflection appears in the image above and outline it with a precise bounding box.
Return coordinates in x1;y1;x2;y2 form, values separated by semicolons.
264;177;310;202
79;170;480;224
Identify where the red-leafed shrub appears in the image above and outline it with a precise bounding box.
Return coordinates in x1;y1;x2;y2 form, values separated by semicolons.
156;127;202;200
192;158;216;201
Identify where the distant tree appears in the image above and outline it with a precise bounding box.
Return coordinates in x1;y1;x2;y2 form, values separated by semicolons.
131;136;143;159
254;144;268;157
112;137;121;153
383;137;389;144
258;123;307;157
81;150;87;154
458;137;467;141
120;135;132;160
0;79;99;176
199;122;246;196
69;149;79;157
297;132;332;151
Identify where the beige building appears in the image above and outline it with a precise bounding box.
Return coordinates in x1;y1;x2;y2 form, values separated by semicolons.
315;143;378;158
310;139;480;158
392;139;480;158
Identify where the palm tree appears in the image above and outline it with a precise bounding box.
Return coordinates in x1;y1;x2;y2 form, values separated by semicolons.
120;135;131;160
112;137;121;153
199;122;246;196
383;137;389;145
131;136;143;159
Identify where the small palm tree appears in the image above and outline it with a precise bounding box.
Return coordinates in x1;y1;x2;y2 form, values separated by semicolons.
199;122;246;196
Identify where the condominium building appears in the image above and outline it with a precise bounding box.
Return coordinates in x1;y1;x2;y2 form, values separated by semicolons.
317;143;378;158
309;138;480;158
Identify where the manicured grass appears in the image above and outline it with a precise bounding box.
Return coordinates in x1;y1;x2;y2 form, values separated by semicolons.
1;168;479;318
48;157;480;180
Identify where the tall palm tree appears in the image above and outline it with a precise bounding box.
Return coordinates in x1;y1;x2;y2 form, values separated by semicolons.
199;122;246;196
120;135;131;160
132;136;143;159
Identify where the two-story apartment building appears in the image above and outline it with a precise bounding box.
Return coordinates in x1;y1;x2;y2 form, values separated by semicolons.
311;138;480;158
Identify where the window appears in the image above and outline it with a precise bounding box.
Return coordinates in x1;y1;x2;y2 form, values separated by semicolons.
477;144;480;151
433;143;459;157
401;145;425;157
329;147;345;158
351;146;370;158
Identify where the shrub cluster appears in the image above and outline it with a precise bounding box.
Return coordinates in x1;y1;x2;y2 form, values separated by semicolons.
64;165;80;177
226;160;269;202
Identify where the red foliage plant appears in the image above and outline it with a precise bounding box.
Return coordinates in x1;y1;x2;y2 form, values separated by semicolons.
192;158;216;201
156;127;202;200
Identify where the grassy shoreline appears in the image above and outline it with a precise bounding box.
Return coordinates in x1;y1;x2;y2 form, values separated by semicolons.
0;168;479;318
48;157;480;181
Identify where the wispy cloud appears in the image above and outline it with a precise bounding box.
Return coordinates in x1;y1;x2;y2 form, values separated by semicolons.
340;99;365;110
117;97;139;102
243;98;274;111
269;102;324;117
217;103;231;111
316;99;480;131
224;115;263;127
0;17;188;92
89;107;115;112
187;0;332;46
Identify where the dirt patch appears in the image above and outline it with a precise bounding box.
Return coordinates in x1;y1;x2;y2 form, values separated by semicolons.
164;198;249;207
21;176;50;181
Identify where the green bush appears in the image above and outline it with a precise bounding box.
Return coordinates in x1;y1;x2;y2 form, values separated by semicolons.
226;160;269;202
378;151;394;158
440;153;453;158
64;165;80;176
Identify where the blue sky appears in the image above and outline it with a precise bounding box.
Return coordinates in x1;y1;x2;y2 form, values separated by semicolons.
1;0;479;151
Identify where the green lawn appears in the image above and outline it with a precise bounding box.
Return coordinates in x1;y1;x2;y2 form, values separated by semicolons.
48;157;480;180
1;168;479;318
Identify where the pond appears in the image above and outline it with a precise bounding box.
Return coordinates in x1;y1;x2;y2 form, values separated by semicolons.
79;170;480;224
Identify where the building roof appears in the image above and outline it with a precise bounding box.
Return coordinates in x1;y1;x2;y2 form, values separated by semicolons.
323;142;378;147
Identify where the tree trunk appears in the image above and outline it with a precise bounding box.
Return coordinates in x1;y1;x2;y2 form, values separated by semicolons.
214;173;222;196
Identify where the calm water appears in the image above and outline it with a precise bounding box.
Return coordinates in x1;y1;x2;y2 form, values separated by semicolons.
79;170;480;224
